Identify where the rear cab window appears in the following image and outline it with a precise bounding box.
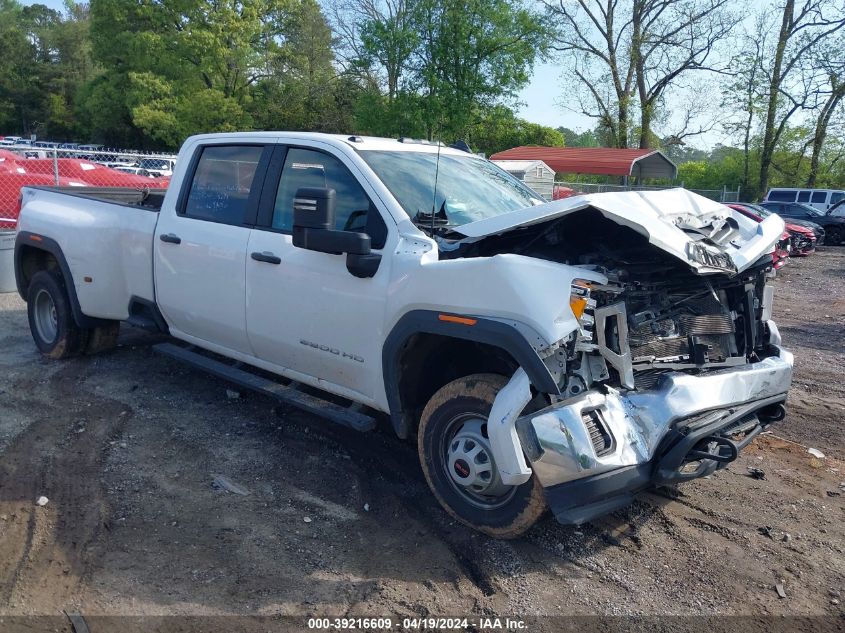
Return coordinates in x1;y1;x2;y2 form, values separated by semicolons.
183;145;266;225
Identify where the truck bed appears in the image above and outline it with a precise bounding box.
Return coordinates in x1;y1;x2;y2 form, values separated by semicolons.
17;186;162;320
33;186;166;211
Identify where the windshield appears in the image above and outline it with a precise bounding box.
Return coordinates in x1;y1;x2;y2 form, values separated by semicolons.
359;150;543;228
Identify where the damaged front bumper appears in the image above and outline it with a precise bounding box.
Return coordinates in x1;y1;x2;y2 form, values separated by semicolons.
514;342;793;525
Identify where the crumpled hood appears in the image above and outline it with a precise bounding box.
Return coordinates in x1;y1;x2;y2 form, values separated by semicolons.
454;188;784;274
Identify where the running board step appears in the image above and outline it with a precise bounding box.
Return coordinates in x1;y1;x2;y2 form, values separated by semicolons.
153;343;376;432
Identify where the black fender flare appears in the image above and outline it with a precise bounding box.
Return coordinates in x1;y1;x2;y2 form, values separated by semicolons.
381;310;560;438
15;231;109;329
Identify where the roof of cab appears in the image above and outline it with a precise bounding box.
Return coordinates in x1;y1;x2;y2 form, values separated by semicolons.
186;131;475;156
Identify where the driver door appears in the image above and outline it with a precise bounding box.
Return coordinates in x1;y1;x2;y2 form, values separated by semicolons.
244;144;392;401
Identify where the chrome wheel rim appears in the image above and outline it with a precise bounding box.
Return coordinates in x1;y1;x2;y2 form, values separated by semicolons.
33;288;58;344
440;414;517;510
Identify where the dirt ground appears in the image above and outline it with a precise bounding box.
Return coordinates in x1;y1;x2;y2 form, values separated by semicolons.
0;248;843;629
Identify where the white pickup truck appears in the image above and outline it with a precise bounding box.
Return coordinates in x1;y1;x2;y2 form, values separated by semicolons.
14;132;793;537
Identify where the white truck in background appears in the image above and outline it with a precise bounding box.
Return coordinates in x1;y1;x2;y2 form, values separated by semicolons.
14;132;793;537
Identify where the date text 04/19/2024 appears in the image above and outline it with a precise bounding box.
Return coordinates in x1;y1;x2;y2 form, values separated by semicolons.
307;617;528;630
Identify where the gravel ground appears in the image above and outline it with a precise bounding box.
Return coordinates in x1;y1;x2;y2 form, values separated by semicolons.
0;249;843;630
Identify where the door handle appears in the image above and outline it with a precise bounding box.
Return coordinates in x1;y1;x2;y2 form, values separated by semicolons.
159;233;181;244
251;251;281;265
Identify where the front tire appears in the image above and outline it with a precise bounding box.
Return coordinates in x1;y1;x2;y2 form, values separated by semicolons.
27;270;87;359
826;226;843;246
418;374;546;538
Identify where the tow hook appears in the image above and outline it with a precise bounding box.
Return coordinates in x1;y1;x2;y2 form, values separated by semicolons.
758;403;786;424
687;436;739;464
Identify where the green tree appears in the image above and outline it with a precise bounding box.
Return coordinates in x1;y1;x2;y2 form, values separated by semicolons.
547;0;735;149
0;0;33;133
756;0;845;199
415;0;546;139
805;38;845;187
352;88;428;137
83;0;352;147
346;0;546;140
253;0;355;132
358;0;420;102
556;126;599;147
0;1;94;139
676;149;746;191
469;105;564;156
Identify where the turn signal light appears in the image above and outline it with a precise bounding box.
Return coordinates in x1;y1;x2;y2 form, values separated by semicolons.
570;296;588;319
438;314;477;326
570;281;592;320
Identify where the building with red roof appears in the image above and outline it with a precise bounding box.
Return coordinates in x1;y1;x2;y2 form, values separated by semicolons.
489;146;677;181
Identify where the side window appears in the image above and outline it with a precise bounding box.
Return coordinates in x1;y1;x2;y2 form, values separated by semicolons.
830;192;844;205
796;190;811;202
811;191;827;203
184;145;264;224
767;190;796;202
272;148;387;248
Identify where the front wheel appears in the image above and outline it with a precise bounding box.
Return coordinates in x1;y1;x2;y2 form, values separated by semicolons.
417;374;547;538
826;226;843;246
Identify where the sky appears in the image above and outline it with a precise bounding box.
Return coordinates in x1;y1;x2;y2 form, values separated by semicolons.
24;0;63;10
516;61;594;133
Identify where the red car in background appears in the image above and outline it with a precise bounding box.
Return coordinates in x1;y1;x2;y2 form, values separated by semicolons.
728;202;816;259
552;184;576;200
771;232;791;270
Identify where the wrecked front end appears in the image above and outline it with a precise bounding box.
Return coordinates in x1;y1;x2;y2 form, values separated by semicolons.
521;258;792;525
518;343;791;524
450;190;794;525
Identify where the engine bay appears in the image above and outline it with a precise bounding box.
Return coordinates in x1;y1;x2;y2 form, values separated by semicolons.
443;209;776;395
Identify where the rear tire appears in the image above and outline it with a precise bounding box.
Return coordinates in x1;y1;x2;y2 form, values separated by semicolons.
826;226;843;246
27;270;88;359
417;373;546;539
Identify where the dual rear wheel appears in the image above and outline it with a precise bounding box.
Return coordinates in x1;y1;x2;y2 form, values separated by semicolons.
27;270;119;359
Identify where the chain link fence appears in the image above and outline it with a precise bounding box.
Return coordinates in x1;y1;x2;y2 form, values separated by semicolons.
555;181;741;203
0;144;175;230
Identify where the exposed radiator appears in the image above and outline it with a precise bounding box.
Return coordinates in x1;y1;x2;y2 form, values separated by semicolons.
629;311;736;362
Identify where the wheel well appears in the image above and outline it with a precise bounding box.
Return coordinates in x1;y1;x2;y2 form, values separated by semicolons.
396;333;518;432
17;245;62;297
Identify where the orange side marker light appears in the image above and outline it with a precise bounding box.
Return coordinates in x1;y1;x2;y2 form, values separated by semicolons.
438;314;477;326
